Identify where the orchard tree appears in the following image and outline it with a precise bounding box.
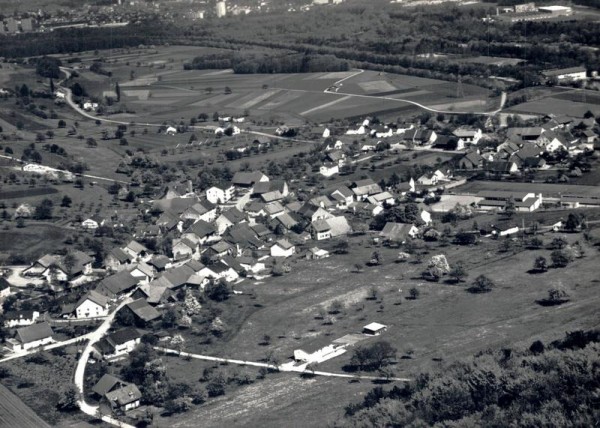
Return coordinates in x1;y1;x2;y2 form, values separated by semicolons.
533;256;548;272
449;263;468;283
468;275;495;294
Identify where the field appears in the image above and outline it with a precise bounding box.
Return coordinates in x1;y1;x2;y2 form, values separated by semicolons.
456;179;600;198
43;45;497;128
0;383;51;428
507;87;600;117
162;231;600;427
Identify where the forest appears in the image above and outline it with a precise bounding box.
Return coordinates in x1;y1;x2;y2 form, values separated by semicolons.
184;51;349;74
341;330;600;427
0;2;599;88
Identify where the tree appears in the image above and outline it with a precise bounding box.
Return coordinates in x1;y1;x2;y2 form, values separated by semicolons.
550;237;568;250
56;385;80;411
213;111;220;122
551;249;573;268
206;372;226;397
57;119;66;128
333;240;349;254
565;213;581;232
205;279;230;302
369;251;383;266
503;197;516;217
86;137;97;148
224;86;232;94
533;256;548;272
409;287;420;300
350;341;397;371
449;263;467;283
546;287;570;305
33;199;53;220
468;275;495;293
115;81;121;102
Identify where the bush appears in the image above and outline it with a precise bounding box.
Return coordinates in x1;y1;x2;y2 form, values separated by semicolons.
468;275;495;293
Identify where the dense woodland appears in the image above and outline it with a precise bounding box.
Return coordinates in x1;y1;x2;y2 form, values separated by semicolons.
1;3;599;88
341;330;600;427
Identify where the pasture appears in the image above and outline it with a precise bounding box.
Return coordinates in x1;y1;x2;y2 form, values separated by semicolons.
457;179;600;198
166;230;600;427
507;87;600;117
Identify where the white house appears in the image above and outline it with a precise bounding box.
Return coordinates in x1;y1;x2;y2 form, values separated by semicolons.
270;239;296;258
93;328;141;360
4;310;40;328
83;101;99;111
8;322;54;352
362;322;388;336
319;163;339;177
206;183;235;204
453;128;483;146
75;290;110;319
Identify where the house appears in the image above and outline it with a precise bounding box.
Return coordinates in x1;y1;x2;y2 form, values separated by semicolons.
311;126;330;139
75;290;109;319
245;201;266;218
306;247;330;260
320;163;339;177
215;208;247;235
367;192;396;206
309;195;335;210
23;251;93;283
128;262;155;283
105;248;133;271
124;298;161;323
459;151;484;170
132;284;172;306
270;239;296;258
165;126;177;135
156;264;197;290
506;127;544;142
92;374;127;398
416;170;447;186
198;260;239;284
93;327;141;360
172;238;198;260
224;223;264;252
8;322;53;352
182;220;217;245
95;271;139;299
264;201;286;218
252;180;289;201
147;255;172;272
379;222;419;243
453;128;483;146
83;101;99;111
271;212;299;231
4;310;40;328
0;277;11;300
325;140;343;151
363;322;388;336
298;203;333;222
484;161;519;175
81;216;103;230
181;201;217;223
311;219;331;240
203;240;234;260
351;179;382;201
123;240;149;260
232;171;269;188
396;178;416;195
331;186;354;208
206;183;235;204
105;383;142;412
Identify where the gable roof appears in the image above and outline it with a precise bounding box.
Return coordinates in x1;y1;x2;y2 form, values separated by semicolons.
186;219;216;238
332;186;354;198
92;374;123;396
253;180;287;195
125;240;148;255
160;265;195;289
105;384;142;406
76;290;109;309
126;298;161;322
220;207;246;224
232;171;266;186
109;248;132;264
16;322;53;344
97;271;139;296
274;238;294;250
326;216;352;236
107;327;140;346
225;223;263;249
379;222;415;241
148;255;171;270
136;283;170;305
273;212;298;229
312;219;331;233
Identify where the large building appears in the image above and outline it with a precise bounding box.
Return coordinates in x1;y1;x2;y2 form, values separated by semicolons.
216;1;226;18
543;67;587;83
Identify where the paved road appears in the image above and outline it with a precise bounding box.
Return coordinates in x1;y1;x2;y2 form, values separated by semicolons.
73;294;135;428
155;346;411;382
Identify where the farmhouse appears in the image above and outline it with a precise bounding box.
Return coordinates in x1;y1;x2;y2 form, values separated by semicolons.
95;271;139;299
123;298;161;323
4;310;40;328
477;190;543;212
459;151;484;170
105;383;142;412
306;247;330;260
298;203;333;222
484;161;519;175
81;216;103;230
105;248;133;271
452;128;482;146
311;219;332;240
123;240;149;260
75;290;109;319
232;171;269;188
181;201;217;223
8;322;54;352
172;238;198;260
542;66;587;82
93;327;141;360
132;283;172;306
379;222;419;243
351;179;382;200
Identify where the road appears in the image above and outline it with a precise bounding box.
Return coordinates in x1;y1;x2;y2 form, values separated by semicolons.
73;294;135;428
155;346;411;382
